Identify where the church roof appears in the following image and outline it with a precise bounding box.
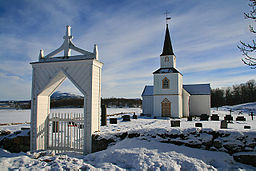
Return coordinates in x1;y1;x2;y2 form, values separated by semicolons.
160;24;174;56
141;84;211;96
141;85;153;96
183;84;211;95
153;67;182;75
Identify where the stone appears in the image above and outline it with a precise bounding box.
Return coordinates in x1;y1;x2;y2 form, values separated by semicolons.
244;125;251;129
101;104;107;126
236;116;246;121
213;139;222;148
220;120;228;129
223;141;243;154
195;123;202;127
0;130;11;136
132;114;138;119
21;127;30;130
224;115;233;123
211;114;219;121
122;115;131;121
171;120;180;127
233;152;256;167
110;118;117;124
187;116;192;121
200;114;209;121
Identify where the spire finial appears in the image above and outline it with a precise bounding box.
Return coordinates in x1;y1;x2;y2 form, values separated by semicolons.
165;10;171;25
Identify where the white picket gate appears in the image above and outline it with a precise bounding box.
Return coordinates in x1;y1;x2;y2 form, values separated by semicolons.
47;113;84;154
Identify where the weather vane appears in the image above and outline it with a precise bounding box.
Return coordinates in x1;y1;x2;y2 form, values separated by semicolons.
165;10;171;24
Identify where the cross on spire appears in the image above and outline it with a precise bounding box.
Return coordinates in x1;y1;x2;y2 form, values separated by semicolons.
165;10;171;25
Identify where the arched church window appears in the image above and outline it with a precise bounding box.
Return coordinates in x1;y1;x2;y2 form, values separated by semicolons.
165;57;169;62
162;77;169;89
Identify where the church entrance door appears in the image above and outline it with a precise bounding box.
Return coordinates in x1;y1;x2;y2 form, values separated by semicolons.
161;98;171;117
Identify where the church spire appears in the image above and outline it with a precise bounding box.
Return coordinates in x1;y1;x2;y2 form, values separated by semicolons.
160;24;174;56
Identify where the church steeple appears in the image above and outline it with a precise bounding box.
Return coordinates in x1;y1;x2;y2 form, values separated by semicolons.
160;24;174;56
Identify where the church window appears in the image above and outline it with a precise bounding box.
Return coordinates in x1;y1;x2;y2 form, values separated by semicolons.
162;77;169;89
165;57;169;62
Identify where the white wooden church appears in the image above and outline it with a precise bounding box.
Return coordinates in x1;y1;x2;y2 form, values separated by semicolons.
141;24;211;118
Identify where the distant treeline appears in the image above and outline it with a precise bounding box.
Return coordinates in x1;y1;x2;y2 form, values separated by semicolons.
50;97;142;108
211;80;256;108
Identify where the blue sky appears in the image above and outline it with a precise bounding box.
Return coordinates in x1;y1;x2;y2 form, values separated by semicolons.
0;0;255;100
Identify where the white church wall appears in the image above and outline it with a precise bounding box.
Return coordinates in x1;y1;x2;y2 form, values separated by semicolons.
189;95;210;116
153;73;183;95
142;95;153;115
153;95;182;118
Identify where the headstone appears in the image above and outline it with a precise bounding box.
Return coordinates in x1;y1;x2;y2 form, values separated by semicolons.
52;121;59;132
21;127;30;130
132;113;137;119
110;118;117;124
200;114;209;121
195;123;202;127
101;104;107;126
220;120;228;129
211;114;219;121
122;115;131;121
236;116;246;121
187;116;192;121
171;120;180;127
224;115;233;123
244;125;251;129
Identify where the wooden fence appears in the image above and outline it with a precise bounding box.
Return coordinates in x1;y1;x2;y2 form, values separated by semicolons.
47;113;84;154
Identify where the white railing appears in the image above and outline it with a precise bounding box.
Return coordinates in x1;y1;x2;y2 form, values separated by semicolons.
47;113;84;154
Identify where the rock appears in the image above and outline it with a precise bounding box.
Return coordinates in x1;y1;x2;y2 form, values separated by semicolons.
244;147;254;152
185;140;202;148
128;133;140;138
213;139;222;149
233;152;256;167
0;130;11;136
171;120;180;127
0;134;30;153
223;141;244;154
92;135;116;153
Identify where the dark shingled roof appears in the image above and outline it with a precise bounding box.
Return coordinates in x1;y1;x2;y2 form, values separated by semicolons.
160;24;174;56
141;85;153;96
183;84;211;95
153;67;182;75
141;84;211;96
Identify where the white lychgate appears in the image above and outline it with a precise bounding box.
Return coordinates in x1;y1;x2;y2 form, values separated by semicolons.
30;26;103;154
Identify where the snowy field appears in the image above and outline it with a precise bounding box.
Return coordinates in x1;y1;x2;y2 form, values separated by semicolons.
0;103;256;170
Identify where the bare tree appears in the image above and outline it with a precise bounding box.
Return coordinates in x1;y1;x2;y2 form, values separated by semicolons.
238;0;256;68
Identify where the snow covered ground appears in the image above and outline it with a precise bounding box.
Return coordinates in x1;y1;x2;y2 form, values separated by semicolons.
0;103;256;170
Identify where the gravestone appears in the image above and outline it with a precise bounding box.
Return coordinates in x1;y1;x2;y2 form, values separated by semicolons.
211;114;219;121
122;115;131;121
195;123;202;127
236;116;246;121
224;115;233;123
132;113;138;119
187;116;192;121
110;118;117;124
244;125;251;129
171;120;180;127
220;120;228;129
101;104;107;126
200;114;209;121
